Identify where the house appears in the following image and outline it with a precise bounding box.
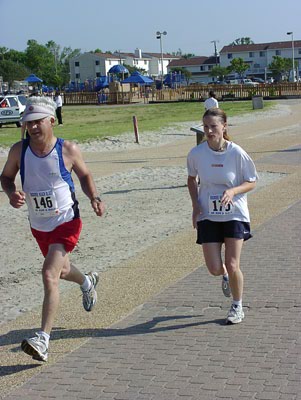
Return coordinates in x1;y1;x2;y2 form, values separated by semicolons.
69;50;180;84
167;56;219;84
69;52;123;84
220;40;301;80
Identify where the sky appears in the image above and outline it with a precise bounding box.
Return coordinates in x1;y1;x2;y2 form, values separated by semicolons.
1;0;301;57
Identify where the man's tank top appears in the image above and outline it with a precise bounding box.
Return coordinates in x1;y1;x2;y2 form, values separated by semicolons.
20;138;79;232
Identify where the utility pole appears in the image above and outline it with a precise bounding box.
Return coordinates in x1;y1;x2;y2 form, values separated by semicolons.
211;40;219;66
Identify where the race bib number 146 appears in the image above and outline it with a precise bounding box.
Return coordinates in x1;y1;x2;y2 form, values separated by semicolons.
29;190;59;217
208;194;234;215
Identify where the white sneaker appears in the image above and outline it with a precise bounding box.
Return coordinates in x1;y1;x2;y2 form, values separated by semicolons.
81;272;99;312
226;304;245;324
21;332;48;362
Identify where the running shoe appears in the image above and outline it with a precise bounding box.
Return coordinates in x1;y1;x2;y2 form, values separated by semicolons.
81;271;99;312
21;333;48;362
226;304;245;324
222;275;231;298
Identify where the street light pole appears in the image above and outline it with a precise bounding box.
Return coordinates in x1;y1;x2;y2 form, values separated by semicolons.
156;31;167;87
287;31;295;82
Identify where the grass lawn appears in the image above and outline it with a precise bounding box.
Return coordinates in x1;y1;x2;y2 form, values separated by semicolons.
0;100;273;148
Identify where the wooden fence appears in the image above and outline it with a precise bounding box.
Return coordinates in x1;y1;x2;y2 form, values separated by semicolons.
63;83;301;106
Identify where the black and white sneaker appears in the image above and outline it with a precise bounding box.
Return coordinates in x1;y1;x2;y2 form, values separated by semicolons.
21;333;48;362
81;272;99;312
226;304;245;324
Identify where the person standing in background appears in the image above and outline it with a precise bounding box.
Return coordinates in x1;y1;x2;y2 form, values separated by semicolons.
204;90;219;110
54;90;63;125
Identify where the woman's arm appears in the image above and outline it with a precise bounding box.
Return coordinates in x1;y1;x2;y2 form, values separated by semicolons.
187;175;202;229
221;181;256;207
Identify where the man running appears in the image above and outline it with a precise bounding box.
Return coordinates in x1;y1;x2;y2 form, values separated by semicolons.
1;96;105;361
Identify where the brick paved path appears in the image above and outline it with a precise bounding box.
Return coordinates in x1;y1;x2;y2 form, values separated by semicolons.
4;200;301;399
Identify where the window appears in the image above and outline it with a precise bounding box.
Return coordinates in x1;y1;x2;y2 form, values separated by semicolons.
200;66;205;71
249;52;254;58
96;72;100;77
75;61;80;67
208;65;213;70
144;60;147;65
75;73;80;79
95;60;100;65
260;51;265;57
298;48;301;55
276;50;281;55
228;53;233;59
254;63;260;68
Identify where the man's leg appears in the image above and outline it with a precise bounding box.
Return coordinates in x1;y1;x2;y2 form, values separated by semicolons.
21;243;68;361
41;243;69;334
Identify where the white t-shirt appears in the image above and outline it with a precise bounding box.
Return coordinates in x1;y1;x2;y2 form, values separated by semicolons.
204;97;218;110
187;141;258;222
54;95;62;107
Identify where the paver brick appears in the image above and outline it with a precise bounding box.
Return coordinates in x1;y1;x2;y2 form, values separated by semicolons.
2;196;301;399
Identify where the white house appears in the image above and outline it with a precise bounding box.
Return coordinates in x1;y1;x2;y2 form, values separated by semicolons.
69;52;124;83
167;56;219;84
220;40;301;80
69;49;180;83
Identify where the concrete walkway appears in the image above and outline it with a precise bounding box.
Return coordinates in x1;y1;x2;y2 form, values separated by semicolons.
3;206;301;400
2;131;301;399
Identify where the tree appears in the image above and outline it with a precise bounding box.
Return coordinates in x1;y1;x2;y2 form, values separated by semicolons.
182;53;195;59
268;56;292;81
229;58;249;78
0;47;9;60
0;60;29;90
123;64;146;75
230;37;254;46
209;66;230;81
25;40;54;81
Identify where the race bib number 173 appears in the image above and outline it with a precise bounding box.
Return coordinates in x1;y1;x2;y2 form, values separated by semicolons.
208;194;234;215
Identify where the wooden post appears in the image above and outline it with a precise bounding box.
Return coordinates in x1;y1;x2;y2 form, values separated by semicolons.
133;115;139;144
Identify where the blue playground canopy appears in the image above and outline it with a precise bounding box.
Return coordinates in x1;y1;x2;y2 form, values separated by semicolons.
24;74;43;83
108;64;129;74
163;72;185;87
122;71;154;85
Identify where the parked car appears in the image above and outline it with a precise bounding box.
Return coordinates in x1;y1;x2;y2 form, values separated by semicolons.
252;77;265;84
240;79;259;87
0;94;26;128
17;95;28;112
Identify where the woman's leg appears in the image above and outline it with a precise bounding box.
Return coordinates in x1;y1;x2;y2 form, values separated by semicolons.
202;242;227;276
224;238;244;301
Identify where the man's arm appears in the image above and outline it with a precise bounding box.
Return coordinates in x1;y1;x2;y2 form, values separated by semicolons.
0;142;26;208
63;141;105;217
